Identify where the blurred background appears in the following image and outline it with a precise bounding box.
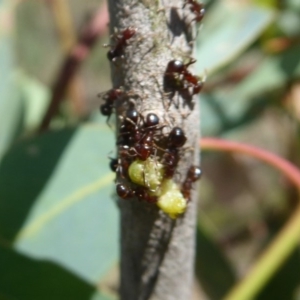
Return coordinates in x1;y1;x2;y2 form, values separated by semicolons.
1;0;300;299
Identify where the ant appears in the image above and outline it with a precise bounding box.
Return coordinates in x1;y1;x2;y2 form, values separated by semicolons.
116;183;157;203
109;158;118;172
162;127;187;178
164;59;204;97
99;88;124;123
181;165;202;201
118;107;142;146
119;111;163;161
109;156;132;179
133;113;166;161
134;186;157;203
107;27;136;61
183;0;205;25
116;183;134;199
133;132;156;161
167;126;187;148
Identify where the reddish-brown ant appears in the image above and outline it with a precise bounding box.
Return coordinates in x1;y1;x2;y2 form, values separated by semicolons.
119;111;162;158
164;59;204;97
133;131;159;160
183;0;205;25
181;165;202;201
116;183;134;199
116;183;157;203
129;113;162;160
134;186;157;203
162;127;187;178
118;108;140;145
107;27;136;61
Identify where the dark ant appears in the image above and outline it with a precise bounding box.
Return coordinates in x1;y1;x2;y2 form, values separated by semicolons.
164;59;204;97
119;109;162;150
134;186;157;203
118;108;140;145
125;107;139;124
116;183;157;203
107;27;136;61
181;165;202;201
167;127;187;148
144;113;160;128
99;88;124;123
109;158;118;172
109;155;131;179
163;127;187;178
133;113;166;160
116;183;134;199
130;113;161;159
121;111;158;132
117;111;165;196
183;0;205;24
133;132;155;160
119;108;139;133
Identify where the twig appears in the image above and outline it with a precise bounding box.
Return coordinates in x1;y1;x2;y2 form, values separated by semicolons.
38;3;109;132
107;0;200;299
48;0;86;117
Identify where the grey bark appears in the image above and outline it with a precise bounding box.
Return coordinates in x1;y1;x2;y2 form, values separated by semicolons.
107;0;200;299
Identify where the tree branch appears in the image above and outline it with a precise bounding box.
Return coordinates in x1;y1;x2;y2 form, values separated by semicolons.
107;1;201;299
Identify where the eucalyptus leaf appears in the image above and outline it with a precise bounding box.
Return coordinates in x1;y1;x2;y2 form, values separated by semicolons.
0;4;23;160
201;43;300;135
17;71;50;131
0;244;95;300
196;2;275;74
0;125;118;284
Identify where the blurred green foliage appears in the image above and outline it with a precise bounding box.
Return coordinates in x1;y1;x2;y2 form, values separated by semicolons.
1;0;300;299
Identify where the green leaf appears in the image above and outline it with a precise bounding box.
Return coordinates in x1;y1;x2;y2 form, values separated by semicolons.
0;128;76;241
256;248;300;300
196;223;236;299
201;43;300;135
0;124;118;284
17;71;50;131
277;10;300;37
234;44;300;96
91;291;116;300
196;2;275;74
0;244;95;300
0;4;23;160
256;220;300;300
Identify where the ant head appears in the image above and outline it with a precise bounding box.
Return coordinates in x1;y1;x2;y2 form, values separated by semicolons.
188;166;202;181
107;49;115;61
168;127;187;148
109;158;118;172
144;113;159;128
116;183;133;199
166;60;184;73
100;104;112;116
125;108;139;124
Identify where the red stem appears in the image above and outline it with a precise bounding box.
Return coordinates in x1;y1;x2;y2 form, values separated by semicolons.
201;137;300;189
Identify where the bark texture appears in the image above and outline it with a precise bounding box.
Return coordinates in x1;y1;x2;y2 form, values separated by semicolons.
107;1;200;299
